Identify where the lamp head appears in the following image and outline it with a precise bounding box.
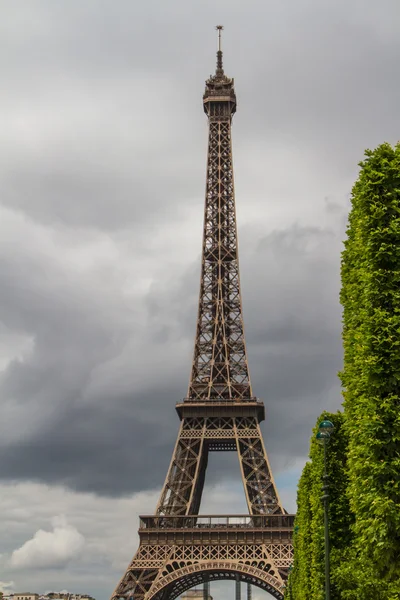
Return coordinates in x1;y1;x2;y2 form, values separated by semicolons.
316;430;331;445
318;419;334;434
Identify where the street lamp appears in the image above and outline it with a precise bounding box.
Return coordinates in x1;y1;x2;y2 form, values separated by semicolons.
287;563;293;599
316;419;334;600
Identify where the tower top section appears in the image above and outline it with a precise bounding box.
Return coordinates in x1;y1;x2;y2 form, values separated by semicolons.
187;26;251;404
203;25;236;118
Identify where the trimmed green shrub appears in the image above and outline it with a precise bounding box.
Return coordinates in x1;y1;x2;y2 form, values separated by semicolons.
339;142;400;597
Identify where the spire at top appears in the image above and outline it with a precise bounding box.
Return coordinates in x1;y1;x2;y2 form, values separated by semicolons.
216;25;224;75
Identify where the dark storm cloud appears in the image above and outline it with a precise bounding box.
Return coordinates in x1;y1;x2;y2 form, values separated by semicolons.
0;0;399;497
0;392;176;495
0;210;345;494
0;211;202;493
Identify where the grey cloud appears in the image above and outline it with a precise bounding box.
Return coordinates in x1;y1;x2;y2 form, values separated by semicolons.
2;0;399;236
0;397;175;495
0;481;254;598
1;157;201;231
0;213;199;493
0;204;345;495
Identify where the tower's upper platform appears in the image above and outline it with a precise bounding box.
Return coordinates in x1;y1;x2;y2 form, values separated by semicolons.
203;26;236;117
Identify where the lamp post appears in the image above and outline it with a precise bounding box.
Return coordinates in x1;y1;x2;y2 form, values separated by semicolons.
287;563;293;599
316;419;334;600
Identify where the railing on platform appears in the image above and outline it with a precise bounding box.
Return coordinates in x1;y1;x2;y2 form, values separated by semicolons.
179;397;264;404
139;514;295;530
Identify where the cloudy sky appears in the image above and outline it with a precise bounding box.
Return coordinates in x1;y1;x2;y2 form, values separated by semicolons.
0;1;399;598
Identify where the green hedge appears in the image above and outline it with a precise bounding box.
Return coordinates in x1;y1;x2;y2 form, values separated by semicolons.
286;143;400;598
337;142;400;598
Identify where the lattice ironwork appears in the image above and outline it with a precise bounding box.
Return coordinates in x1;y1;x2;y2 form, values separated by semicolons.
187;70;251;402
156;416;282;516
112;516;293;600
111;28;294;600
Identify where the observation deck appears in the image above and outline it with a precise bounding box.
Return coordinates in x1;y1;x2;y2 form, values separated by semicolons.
138;514;294;551
176;399;265;422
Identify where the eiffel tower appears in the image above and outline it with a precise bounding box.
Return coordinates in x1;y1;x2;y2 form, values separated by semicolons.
111;26;294;600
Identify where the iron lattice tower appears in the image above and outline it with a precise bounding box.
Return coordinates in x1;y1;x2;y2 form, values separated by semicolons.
111;27;294;600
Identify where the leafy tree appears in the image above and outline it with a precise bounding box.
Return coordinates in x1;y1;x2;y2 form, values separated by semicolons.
338;142;400;597
286;461;313;599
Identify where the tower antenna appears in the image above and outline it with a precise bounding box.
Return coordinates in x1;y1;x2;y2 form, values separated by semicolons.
216;24;223;51
216;25;224;74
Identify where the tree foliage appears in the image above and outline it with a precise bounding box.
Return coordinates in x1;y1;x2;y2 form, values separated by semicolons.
288;143;400;599
286;461;312;600
338;142;400;597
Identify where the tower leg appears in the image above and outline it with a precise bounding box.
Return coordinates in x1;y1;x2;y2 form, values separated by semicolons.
235;418;283;514
156;421;207;516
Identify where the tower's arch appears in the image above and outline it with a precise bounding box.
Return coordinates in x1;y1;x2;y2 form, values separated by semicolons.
148;562;285;600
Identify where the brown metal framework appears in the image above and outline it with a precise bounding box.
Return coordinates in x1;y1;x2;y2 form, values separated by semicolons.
111;27;294;600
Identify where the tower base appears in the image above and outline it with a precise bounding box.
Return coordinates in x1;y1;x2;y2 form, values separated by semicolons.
111;515;294;600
